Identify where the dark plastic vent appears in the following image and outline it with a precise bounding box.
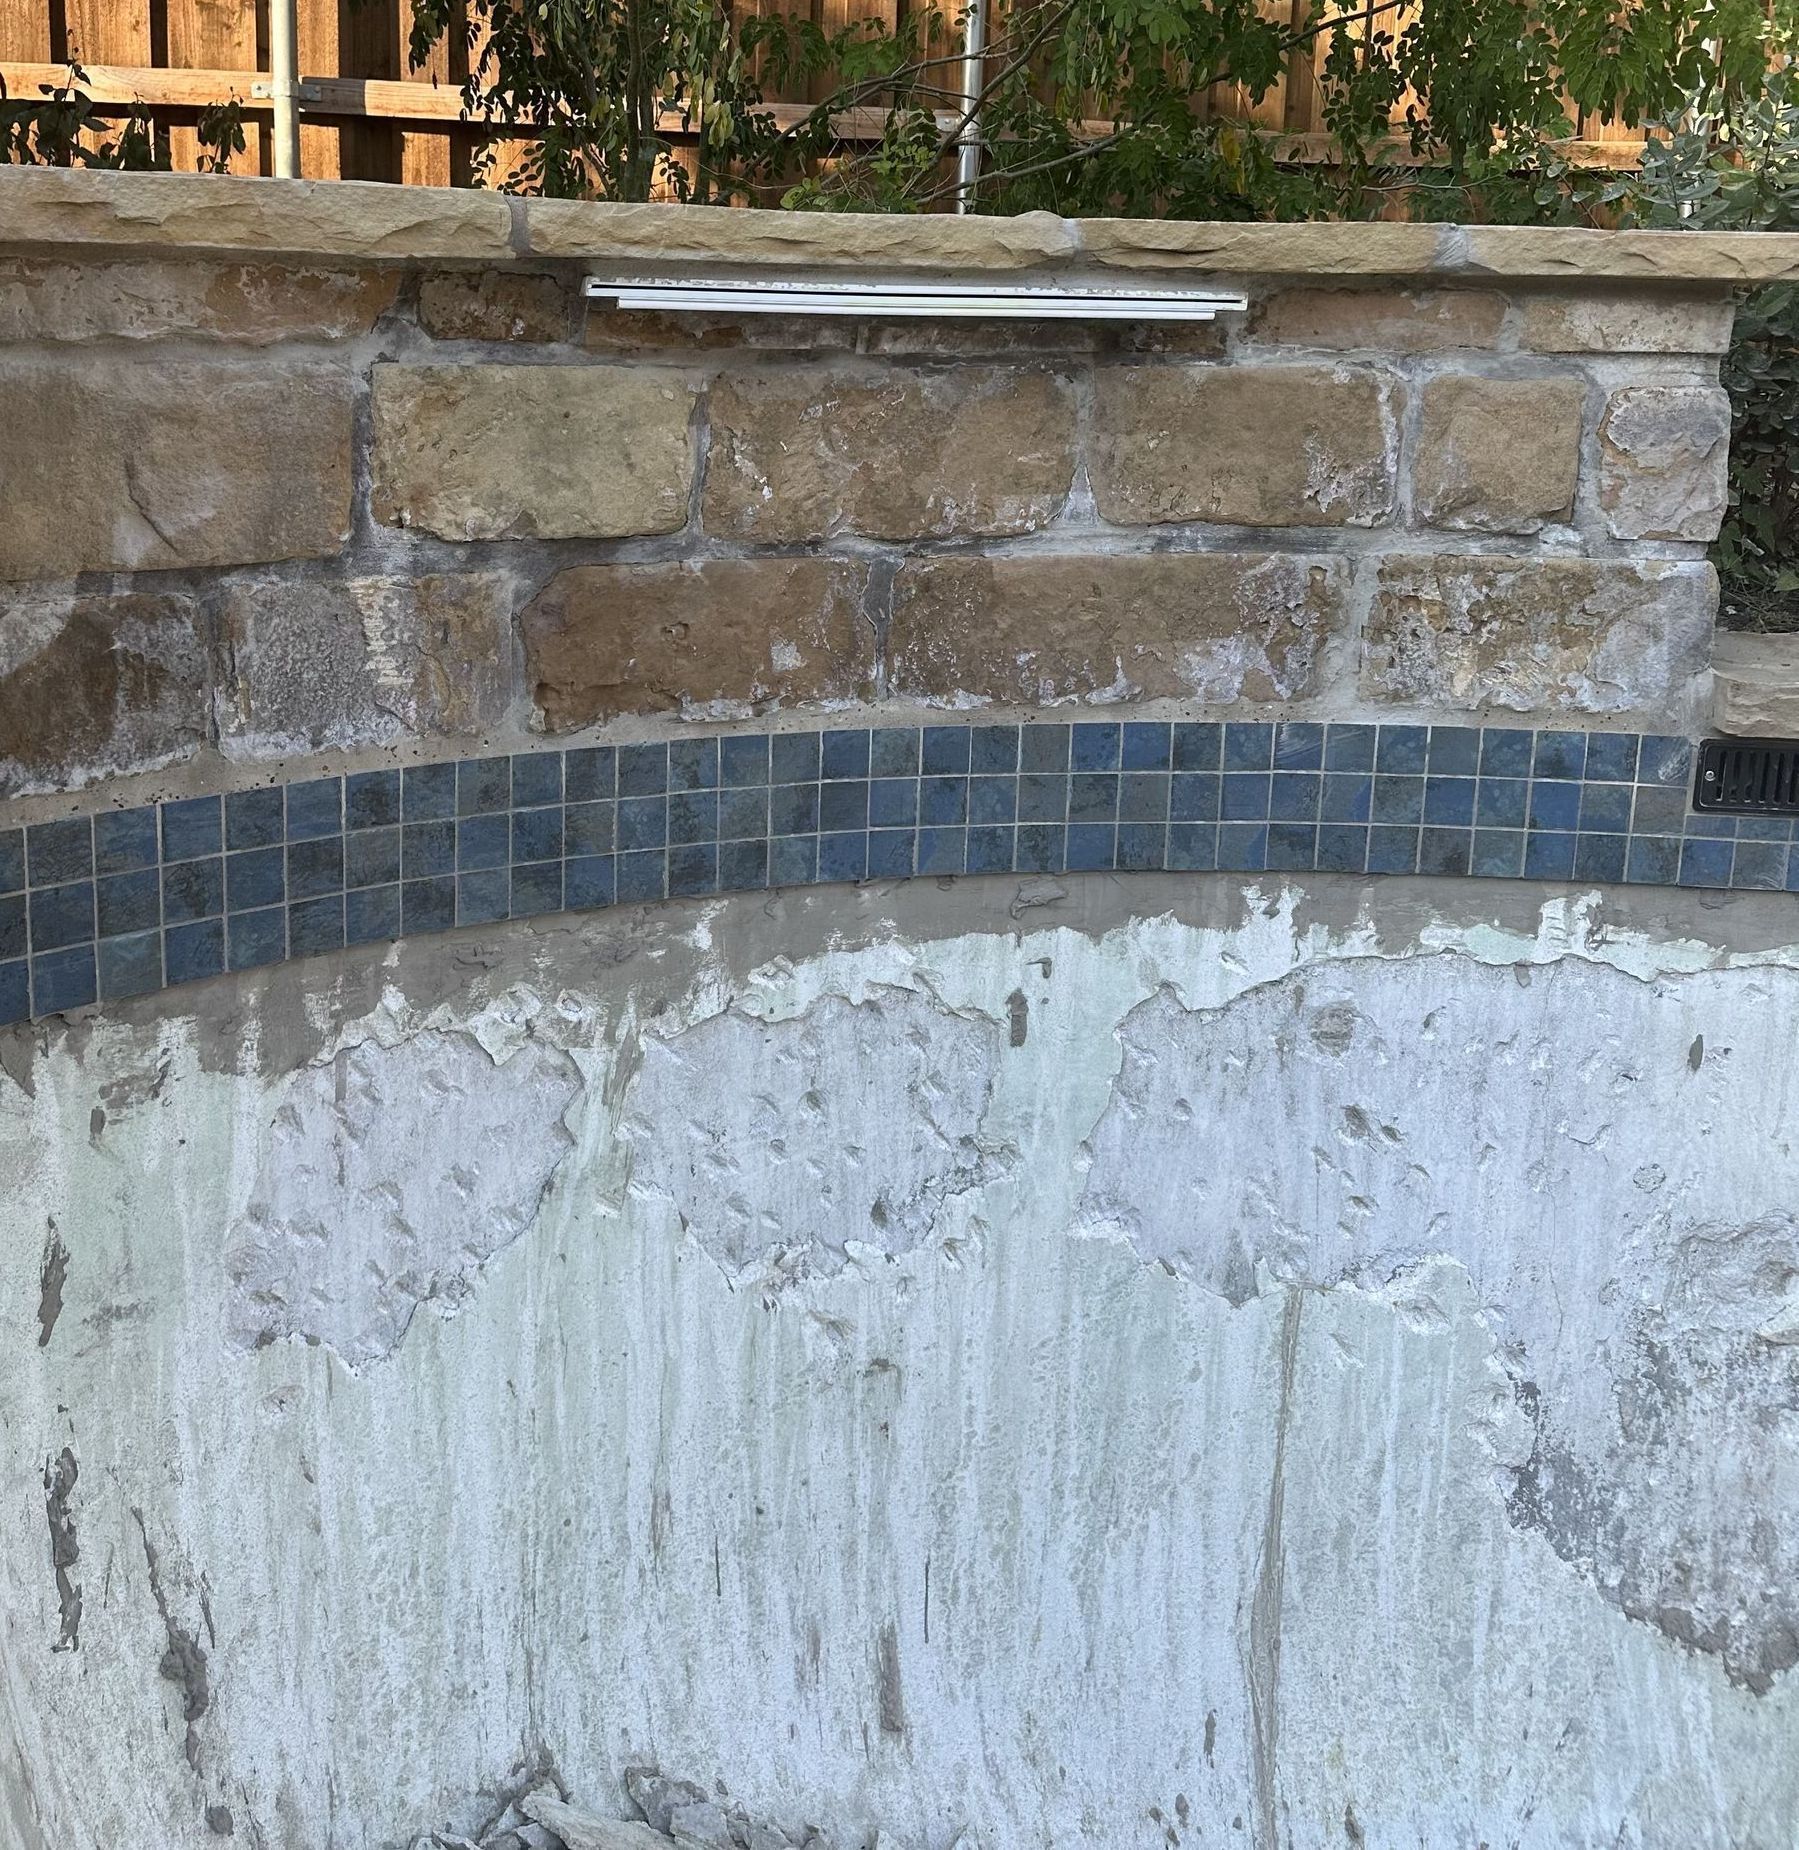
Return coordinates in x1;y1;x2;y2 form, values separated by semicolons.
1696;738;1799;814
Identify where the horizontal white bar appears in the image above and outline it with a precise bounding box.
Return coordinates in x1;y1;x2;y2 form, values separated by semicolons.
584;278;1247;322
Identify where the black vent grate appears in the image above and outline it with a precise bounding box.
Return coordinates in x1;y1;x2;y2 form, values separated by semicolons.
1696;738;1799;814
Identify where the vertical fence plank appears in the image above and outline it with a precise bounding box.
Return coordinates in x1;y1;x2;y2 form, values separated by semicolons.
165;0;267;172
0;0;51;60
400;0;469;188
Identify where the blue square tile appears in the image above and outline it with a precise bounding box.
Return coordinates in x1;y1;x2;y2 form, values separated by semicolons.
565;747;617;802
1423;777;1475;827
1476;778;1529;830
1122;722;1172;771
1172;773;1221;823
922;728;973;777
870;729;920;778
1574;833;1628;884
288;895;344;958
0;829;21;895
287;836;343;900
98;929;162;1001
1016;825;1065;873
346;827;401;890
1524;831;1578;880
1533;732;1586;781
1066;823;1117;871
1528;781;1582;833
511;751;564;808
771;733;821;785
566;801;615;857
98;869;160;938
1266;824;1317;871
457;869;511;926
403;762;457;820
1167;824;1218;871
287;778;344;840
667;739;717;793
1679;838;1733;888
0;958;25;1025
228;906;286;972
1269;774;1320;823
1631;785;1688;834
916;829;964;876
869;779;919;830
1375;726;1428;775
227;847;285;913
0;895;22;961
1625;836;1682;885
1072;723;1121;773
1684;811;1736;839
1419;827;1471;877
770;835;819;885
866;829;915;880
512;860;565;917
1471;829;1525;879
971;776;1019;825
819;781;869;833
717;788;768;841
159;798;219;864
226;787;286;852
1578;783;1633;834
403;820;456;877
921;776;970;827
1216;823;1268;872
1427;727;1481;776
1321;774;1371;825
1479;728;1535;778
1367;826;1419;874
667;792;718;846
32;945;95;1015
1022;724;1073;773
456;812;510;871
617;797;667;853
1639;735;1694;790
347;770;401;830
720;736;771;787
458;757;512;816
164;918;225;986
1372;777;1424;826
966;827;1015;875
972;726;1021;775
96;807;160;874
1218;723;1271;773
1117;823;1166;872
616;850;667;903
161;860;221;927
565;855;616;910
818;831;867;883
1324;724;1377;773
402;877;456;934
1018;773;1069;824
346;884;402;946
617;742;668;798
1583;732;1639;783
669;845;719;897
1274;723;1324;772
29;818;93;886
823;729;873;779
720;839;770;891
1172;724;1221;772
1731;841;1787;890
1316;825;1367;873
1221;774;1271;822
1069;774;1119;824
770;783;819;837
1738;815;1794;843
1119;774;1169;823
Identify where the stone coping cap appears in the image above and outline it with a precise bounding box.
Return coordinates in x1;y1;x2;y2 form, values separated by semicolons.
5;167;1799;285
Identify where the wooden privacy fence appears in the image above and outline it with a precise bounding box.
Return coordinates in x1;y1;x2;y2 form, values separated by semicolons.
0;1;1651;188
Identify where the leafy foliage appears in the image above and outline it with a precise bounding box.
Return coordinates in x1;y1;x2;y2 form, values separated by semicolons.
0;66;250;174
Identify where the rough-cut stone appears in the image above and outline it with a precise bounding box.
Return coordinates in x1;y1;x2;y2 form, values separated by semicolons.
0;357;352;577
0;588;210;796
888;552;1345;705
1456;225;1799;285
521;559;872;727
371;364;695;541
1598;385;1732;542
522;1795;671;1850
1081;218;1447;275
1711;633;1799;738
218;573;514;757
0;257;396;343
1251;286;1505;351
703;369;1075;542
1364;554;1716;723
417;269;573;343
1090;365;1398;528
584;308;857;354
1516;290;1736;355
1412;375;1584;534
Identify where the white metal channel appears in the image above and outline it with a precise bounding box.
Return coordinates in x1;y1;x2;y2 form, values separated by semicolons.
582;279;1248;321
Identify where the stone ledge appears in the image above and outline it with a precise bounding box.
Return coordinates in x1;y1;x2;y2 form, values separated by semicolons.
1712;633;1799;738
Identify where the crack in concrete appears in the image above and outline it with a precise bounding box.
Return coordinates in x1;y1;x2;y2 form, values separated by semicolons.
132;1508;210;1772
35;1223;67;1348
41;1447;79;1653
1247;1287;1302;1850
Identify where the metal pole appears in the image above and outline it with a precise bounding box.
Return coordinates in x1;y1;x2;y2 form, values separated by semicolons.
270;0;301;178
955;0;987;214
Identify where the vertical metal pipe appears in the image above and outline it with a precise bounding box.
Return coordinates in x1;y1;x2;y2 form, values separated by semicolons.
955;0;987;214
270;0;301;179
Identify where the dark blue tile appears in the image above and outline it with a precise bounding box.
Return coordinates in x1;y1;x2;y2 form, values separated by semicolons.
1022;724;1073;773
566;801;615;857
1375;726;1428;775
96;807;161;874
923;729;975;779
1072;723;1121;773
1476;778;1529;830
228;906;286;972
0;895;22;961
1324;724;1377;773
457;757;511;816
97;869;160;938
1731;841;1786;890
1274;722;1324;772
1016;825;1066;873
1787;846;1799;892
1269;774;1320;823
1123;722;1172;771
1119;774;1169;823
667;739;717;793
819;781;869;833
287;778;343;841
1221;774;1270;822
1423;777;1475;827
1066;823;1116;871
98;930;162;1001
770;783;819;836
1472;830;1526;879
1639;735;1694;790
1367;826;1419;875
1419;827;1472;876
720;736;771;788
1220;723;1273;773
1480;728;1535;778
1217;823;1268;872
288;895;345;958
1625;836;1682;886
33;945;95;1015
511;751;563;808
721;838;772;890
164;918;224;986
1679;838;1733;888
514;804;567;861
565;746;617;802
1266;824;1316;871
869;779;918;830
347;770;402;830
287;836;343;900
716;787;767;841
824;729;872;779
1528;781;1582;833
1117;824;1165;872
617;743;668;799
1172;773;1221;823
917;829;965;876
1533;732;1586;781
403;819;456;877
161;859;222;926
346;884;402;946
866;830;914;879
1737;815;1794;843
771;733;820;785
29;817;94;886
0;959;24;1025
1632;785;1688;834
1584;732;1639;783
403;762;457;821
770;835;819;884
669;845;719;897
973;725;1022;774
1316;825;1367;873
1167;824;1217;871
402;877;456;935
970;776;1019;825
1372;777;1424;826
1524;831;1578;880
1427;727;1481;776
818;832;867;883
346;827;401;890
616;850;667;903
225;787;286;854
159;798;219;865
617;797;667;853
1019;773;1069;824
1321;774;1372;825
1574;833;1628;884
1684;812;1736;839
921;776;969;827
1172;724;1221;773
966;827;1014;875
565;855;616;910
458;869;511;925
1069;774;1119;824
227;847;285;913
0;829;21;895
870;729;920;778
1578;784;1633;834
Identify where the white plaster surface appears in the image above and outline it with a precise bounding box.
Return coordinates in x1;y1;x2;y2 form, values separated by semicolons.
3;881;1798;1850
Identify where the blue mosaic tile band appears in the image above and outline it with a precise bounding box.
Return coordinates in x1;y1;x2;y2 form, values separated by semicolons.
0;720;1769;1025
